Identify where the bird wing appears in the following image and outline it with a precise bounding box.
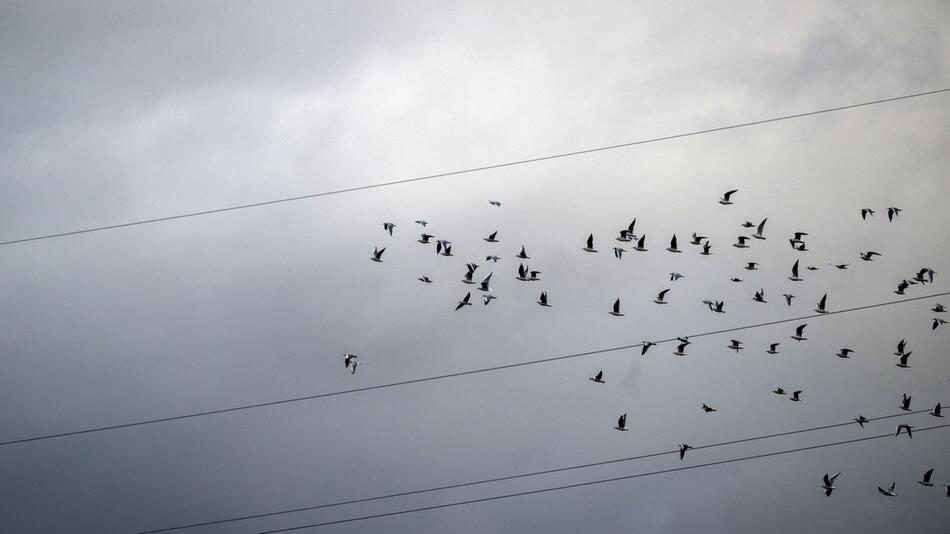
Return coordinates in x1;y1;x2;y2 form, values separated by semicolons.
613;299;621;313
587;234;594;249
670;235;677;249
757;218;767;234
723;189;738;200
658;289;670;300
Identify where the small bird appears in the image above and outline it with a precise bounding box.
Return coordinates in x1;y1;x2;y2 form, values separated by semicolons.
790;390;802;401
896;352;911;368
894;339;908;356
730;277;743;283
641;341;655;355
835;348;854;359
516;263;531;281
528;270;541;281
933;303;946;313
486;255;500;263
822;472;841;496
791;231;809;242
741;221;755;228
537;291;551;307
878;482;897;497
583;233;597;253
945;484;950;497
753;289;767;303
677;336;691;345
673;342;688;356
934;318;948;330
670;272;685;281
860;208;874;220
752;218;767;240
854;415;869;428
589;370;606;384
609;298;624;317
615;413;628;431
613;247;625;259
343;353;359;374
516;245;529;259
701;241;712;255
488;200;502;207
414;219;428;227
418;233;435;244
783;294;795;306
482;293;497;305
478;273;493;292
900;394;912;411
791;323;807;341
666;235;681;253
719;189;738;205
859;251;881;261
918;468;935;487
441;243;453;256
370;246;386;262
745;262;759;271
931;403;943;417
734;236;750;248
832;263;849;270
678;443;691;460
484;231;499;243
702;404;716;413
773;387;786;395
766;343;780;355
887;207;901;221
728;339;743;353
654;289;671;304
455;292;472;310
462;263;478;284
690;232;707;245
806;265;818;270
417;276;433;284
633;234;648;252
815;294;828;314
895;280;910;295
789;259;802;281
895;424;913;439
382;222;396;235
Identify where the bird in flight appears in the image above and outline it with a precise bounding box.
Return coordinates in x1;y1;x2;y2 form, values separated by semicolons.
478;273;493;292
488;200;502;207
654;289;671;304
673;341;688;356
783;293;795;306
766;343;780;355
583;233;597;253
484;230;499;243
730;277;743;283
613;247;625;259
418;233;434;244
821;472;841;496
455;292;472;310
370;246;386;262
835;348;854;359
633;234;648;252
900;394;912;411
670;272;685;281
417;276;433;284
934;318;948;330
678;443;692;460
482;293;497;305
887;207;901;221
486;255;500;263
537;291;551;307
790;390;802;402
719;189;738;205
609;298;624;317
702;404;716;413
734;236;750;248
854;415;869;428
859;251;881;261
896;351;911;368
773;387;786;395
701;241;712;255
877;482;897;497
462;263;479;284
752;218;767;240
931;403;943;417
791;324;807;341
895;424;913;438
666;234;681;253
690;232;707;245
641;341;656;355
727;339;743;353
933;303;946;313
789;259;802;281
414;219;428;227
753;288;767;303
615;413;628;431
383;222;396;235
918;468;935;487
831;263;849;270
590;370;606;384
744;262;759;271
860;208;874;220
343;353;359;375
815;293;829;314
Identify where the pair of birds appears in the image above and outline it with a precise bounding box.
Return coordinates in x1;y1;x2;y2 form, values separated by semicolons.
860;207;901;221
772;388;803;401
455;291;496;309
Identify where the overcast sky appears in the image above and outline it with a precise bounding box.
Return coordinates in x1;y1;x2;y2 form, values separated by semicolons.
1;1;950;533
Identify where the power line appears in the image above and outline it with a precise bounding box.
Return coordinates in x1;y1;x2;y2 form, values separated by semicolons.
2;291;945;448
3;88;948;248
255;423;950;533
136;407;939;533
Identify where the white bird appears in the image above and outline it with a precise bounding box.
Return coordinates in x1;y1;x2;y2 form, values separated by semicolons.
633;234;648;252
815;293;829;314
900;393;911;411
894;339;908;356
789;259;802;281
462;263;478;284
414;219;428;227
370;246;386;262
516;245;529;259
609;298;624;317
440;243;454;256
670;272;685;281
482;293;497;305
484;231;499;243
728;339;743;353
529;270;541;281
666;234;681;253
382;222;396;235
790;390;802;401
590;370;606;384
516;263;531;281
615;413;628;431
931;403;943;417
616;219;637;242
887;207;901;221
343;353;359;374
766;343;780;355
435;239;452;255
752;218;767;240
918;468;935;487
538;291;551;307
895;424;913;438
478;272;494;292
719;189;738;205
488;200;502;207
791;323;807;341
733;236;750;248
896;351;911;368
836;348;854;359
583;233;597;252
753;289;767;303
822;472;841;496
455;292;472;310
418;233;435;244
654;289;670;304
878;482;897;497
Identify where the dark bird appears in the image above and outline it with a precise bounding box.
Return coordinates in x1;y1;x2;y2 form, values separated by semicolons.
933;303;946;313
678;443;691;460
815;293;829;314
773;387;786;395
854;415;869;428
370;246;386;262
690;232;707;245
859;251;881;261
895;424;913;439
931;403;943;417
790;240;808;251
482;293;497;305
654;289;671;304
615;413;628;431
488;200;502;207
789;259;802;281
934;318;947;330
583;233;597;252
730;277;743;283
484;231;499;243
791;323;807;341
745;262;759;271
414;219;428;227
609;298;624;317
516;263;531;281
896;352;911;368
900;394;912;411
832;263;849;270
835;348;854;359
343;353;359;374
641;341;655;355
945;484;950;497
895;280;910;295
767;343;780;355
790;390;802;401
783;293;795;306
382;222;396;235
887;207;901;221
673;342;688;357
537;291;551;307
701;241;712;255
439;243;454;256
702;404;716;413
791;231;809;242
861;208;874;220
918;468;935;487
806;265;818;270
878;482;897;497
613;247;625;259
589;370;606;384
728;339;743;353
478;272;494;292
734;236;750;248
915;267;936;284
462;263;478;284
417;276;433;284
753;288;767;303
822;472;841;496
670;272;685;281
633;234;648;251
719;189;738;205
486;255;500;262
894;339;908;356
516;245;529;259
752;218;767;240
418;233;435;244
741;221;755;228
455;292;472;310
666;235;681;253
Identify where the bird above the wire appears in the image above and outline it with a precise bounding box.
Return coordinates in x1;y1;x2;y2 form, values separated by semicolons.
822;472;841;496
719;189;738;205
343;353;359;375
583;233;597;252
930;403;942;417
900;394;912;411
815;293;829;314
370;246;385;262
678;443;691;460
654;289;670;304
666;234;681;253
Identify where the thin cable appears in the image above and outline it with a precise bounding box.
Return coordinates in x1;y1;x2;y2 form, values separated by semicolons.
136;407;937;533
2;291;946;448
256;423;950;533
3;88;948;248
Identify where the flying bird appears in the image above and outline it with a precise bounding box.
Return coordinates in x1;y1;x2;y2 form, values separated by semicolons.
538;291;551;307
789;259;802;281
900;394;912;411
773;387;786;395
615;413;628;431
831;263;849;270
482;293;497;305
878;482;897;497
690;232;707;245
613;247;625;259
815;293;828;314
488;200;502;207
462;264;478;284
822;472;841;496
484;231;499;243
894;339;908;356
859;251;881;261
478;273;494;292
633;234;648;252
590;370;606;384
752;218;767;240
641;341;656;355
861;208;874;220
382;222;396;235
417;276;433;284
766;343;780;355
727;339;743;353
516;263;531;281
887;207;901;221
516;245;529;259
730;277;743;283
701;241;712;255
678;443;691;460
734;236;750;248
414;219;428;227
670;272;685;281
370;246;386;262
934;318;948;330
854;415;869;428
933;303;946;313
896;352;911;368
583;233;597;253
455;292;472;310
791;324;807;341
835;348;854;359
719;189;738;205
418;233;434;244
666;235;681;253
744;262;759;271
702;404;716;413
790;390;802;401
931;403;943;417
895;424;913;439
741;221;755;228
673;342;688;356
343;353;359;374
654;289;670;304
610;298;624;317
783;294;795;306
918;468;935;487
486;255;500;263
895;280;910;295
753;289;767;303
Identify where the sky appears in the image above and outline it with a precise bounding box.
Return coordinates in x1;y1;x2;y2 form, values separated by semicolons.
1;1;950;532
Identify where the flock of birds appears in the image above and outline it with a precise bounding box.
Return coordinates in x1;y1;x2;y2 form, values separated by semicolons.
356;190;948;499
